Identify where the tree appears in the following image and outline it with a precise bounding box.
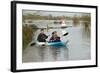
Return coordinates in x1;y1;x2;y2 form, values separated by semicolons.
73;15;80;26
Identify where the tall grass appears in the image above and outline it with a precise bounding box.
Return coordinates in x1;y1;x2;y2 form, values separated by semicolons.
23;24;37;49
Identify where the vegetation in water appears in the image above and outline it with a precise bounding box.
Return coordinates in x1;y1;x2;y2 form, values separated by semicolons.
23;24;37;49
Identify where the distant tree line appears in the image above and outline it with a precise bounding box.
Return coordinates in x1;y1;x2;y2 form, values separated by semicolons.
23;13;90;22
23;14;72;21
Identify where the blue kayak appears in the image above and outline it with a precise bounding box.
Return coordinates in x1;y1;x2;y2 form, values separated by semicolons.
48;42;66;46
36;41;68;47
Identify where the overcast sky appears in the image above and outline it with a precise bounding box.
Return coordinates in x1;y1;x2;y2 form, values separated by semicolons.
23;10;90;17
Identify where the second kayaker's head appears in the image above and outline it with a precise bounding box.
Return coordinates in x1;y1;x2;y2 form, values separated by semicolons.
52;31;58;37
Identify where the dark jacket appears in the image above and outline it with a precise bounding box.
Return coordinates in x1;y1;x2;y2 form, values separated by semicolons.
37;33;48;42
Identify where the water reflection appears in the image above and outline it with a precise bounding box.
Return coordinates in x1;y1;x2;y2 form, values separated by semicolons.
82;23;91;38
33;45;69;62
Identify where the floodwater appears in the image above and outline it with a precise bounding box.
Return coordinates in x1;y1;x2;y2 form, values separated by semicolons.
22;20;91;63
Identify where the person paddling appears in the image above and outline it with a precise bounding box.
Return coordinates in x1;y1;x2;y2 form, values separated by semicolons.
49;31;61;42
37;29;48;42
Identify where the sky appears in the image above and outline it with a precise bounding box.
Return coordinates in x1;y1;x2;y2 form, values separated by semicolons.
23;10;90;17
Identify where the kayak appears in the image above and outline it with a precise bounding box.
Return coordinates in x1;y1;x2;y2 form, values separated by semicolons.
36;41;69;47
30;32;69;47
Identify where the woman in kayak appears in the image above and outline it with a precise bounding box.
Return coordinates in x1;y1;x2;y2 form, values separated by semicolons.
37;29;48;42
49;31;61;42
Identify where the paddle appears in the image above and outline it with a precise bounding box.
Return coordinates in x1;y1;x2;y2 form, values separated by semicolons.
30;42;36;46
30;32;69;46
63;32;69;36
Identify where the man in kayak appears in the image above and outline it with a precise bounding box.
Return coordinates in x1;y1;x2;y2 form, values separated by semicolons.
37;29;48;42
49;31;61;42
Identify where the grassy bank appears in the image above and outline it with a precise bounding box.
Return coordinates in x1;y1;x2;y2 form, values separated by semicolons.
23;24;37;49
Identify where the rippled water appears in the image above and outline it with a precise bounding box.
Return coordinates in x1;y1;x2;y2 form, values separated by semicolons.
22;21;91;63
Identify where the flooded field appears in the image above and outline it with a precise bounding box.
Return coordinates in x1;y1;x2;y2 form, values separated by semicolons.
22;20;91;63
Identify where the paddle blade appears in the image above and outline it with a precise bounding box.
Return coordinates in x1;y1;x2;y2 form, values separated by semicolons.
63;32;69;36
30;42;36;46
